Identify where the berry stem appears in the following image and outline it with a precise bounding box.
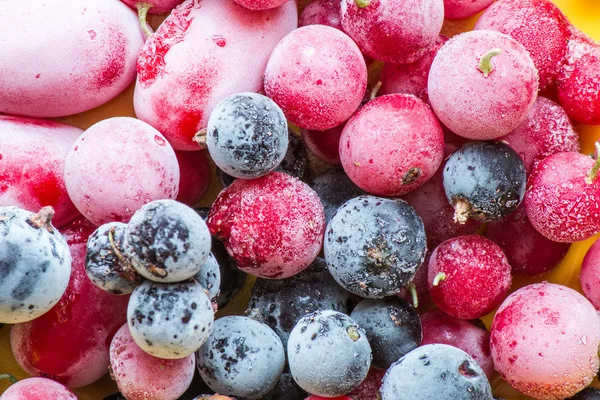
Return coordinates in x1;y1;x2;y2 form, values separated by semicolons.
27;206;55;232
477;48;502;78
136;2;154;38
355;0;371;8
432;272;446;287
0;374;18;385
585;142;600;184
193;128;208;149
407;282;419;308
347;326;361;341
370;81;382;101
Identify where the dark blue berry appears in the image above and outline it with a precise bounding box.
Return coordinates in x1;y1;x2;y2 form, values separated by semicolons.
311;168;365;224
568;387;600;399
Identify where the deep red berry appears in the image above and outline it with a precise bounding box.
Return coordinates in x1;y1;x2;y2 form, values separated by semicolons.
301;123;344;165
175;150;211;206
580;239;600;310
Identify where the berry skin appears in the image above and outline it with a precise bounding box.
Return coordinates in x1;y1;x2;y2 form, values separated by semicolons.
428;235;512;320
525;152;600;243
207;172;325;279
420;309;494;379
262;373;307;400
0;115;82;228
0;377;77;400
245;257;355;347
348;367;386;400
233;0;290;10
288;310;372;397
175;150;211;207
121;0;184;14
350;298;422;370
197;316;285;399
491;283;600;399
443;141;527;223
299;0;342;31
124;199;211;283
443;0;495;19
264;25;367;131
311;169;365;224
324;196;427;298
340;0;444;64
85;222;143;295
580;239;600;310
486;205;569;276
193;252;221;309
428;30;539;140
568;388;600;400
301;123;344;166
474;0;571;92
206;93;288;179
380;344;493;400
127;280;214;359
0;206;71;324
339;94;445;197
499;96;579;174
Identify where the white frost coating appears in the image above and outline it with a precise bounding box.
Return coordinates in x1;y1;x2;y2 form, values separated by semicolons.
127;280;214;359
0;207;72;323
194;253;221;301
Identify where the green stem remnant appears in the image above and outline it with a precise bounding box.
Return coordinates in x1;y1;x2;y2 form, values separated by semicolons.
193;128;208;149
370;81;382;100
0;374;18;385
137;2;154;38
477;48;502;78
407;282;419;309
586;142;600;184
355;0;371;8
432;272;447;287
347;325;361;341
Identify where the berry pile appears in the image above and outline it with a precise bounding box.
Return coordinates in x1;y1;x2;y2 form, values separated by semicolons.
1;1;600;400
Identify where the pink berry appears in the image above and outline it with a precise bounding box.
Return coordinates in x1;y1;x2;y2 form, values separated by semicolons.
121;0;183;14
207;172;325;279
0;377;77;400
380;35;448;102
443;0;495;19
580;239;600;310
64;117;179;226
420;309;494;379
428;30;539;140
525;151;600;243
557;27;600;125
499;96;579;174
175;150;211;207
264;25;366;131
428;235;512;319
109;323;196;400
11;218;129;388
134;0;297;150
347;367;385;400
339;94;444;197
491;283;600;399
0;0;144;118
301;123;344;165
486;205;569;276
474;0;571;92
0;116;82;228
233;0;290;10
299;0;342;30
340;0;444;64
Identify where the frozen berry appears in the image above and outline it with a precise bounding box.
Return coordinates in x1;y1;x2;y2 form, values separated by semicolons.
301;123;344;166
380;344;493;400
86;222;143;295
324;196;426;298
245;257;354;346
340;0;444;64
428;30;539;140
127;280;214;359
288;310;372;397
299;0;342;30
193;253;221;309
204;92;288;179
110;323;195;400
486;205;569;276
348;367;385;400
233;0;290;11
525;151;600;243
207;172;325;279
197;316;285;399
444;0;495;19
340;94;445;197
443;141;526;223
311;169;365;224
568;388;600;400
580;239;600;310
211;239;246;309
0;377;77;400
428;235;512;319
491;283;600;399
262;373;307;400
121;0;183;14
264;25;367;131
124;200;211;283
175;150;211;207
397;255;431;309
350;298;422;369
0;206;71;324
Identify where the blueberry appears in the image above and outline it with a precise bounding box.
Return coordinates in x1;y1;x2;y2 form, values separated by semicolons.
127;280;214;359
443;141;526;223
350;297;422;369
0;206;71;324
288;310;372;397
381;344;493;400
124;200;211;283
324;195;427;298
193;252;221;306
85;222;142;295
261;373;307;400
196;316;285;399
311;169;365;224
245;257;355;347
207;92;288;179
568;387;600;399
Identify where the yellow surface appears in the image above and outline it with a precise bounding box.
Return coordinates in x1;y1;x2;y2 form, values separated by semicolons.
1;1;600;399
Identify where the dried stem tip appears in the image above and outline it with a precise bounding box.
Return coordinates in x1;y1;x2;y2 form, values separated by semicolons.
586;142;600;184
453;199;470;225
477;48;502;78
27;206;55;232
193;128;208;149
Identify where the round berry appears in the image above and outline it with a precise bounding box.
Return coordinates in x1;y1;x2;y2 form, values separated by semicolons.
0;377;77;400
580;239;600;310
193;252;221;308
444;0;495;19
311;169;365;224
301;123;344;166
233;0;290;10
175;149;211;207
299;0;342;31
261;373;308;400
348;367;386;400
